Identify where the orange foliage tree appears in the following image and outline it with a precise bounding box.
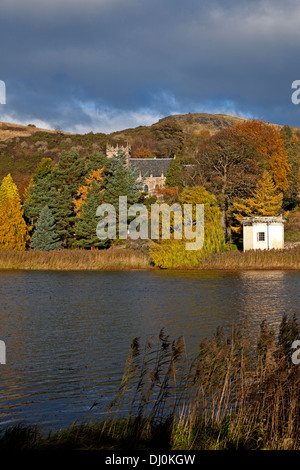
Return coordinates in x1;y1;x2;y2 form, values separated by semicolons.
132;146;153;159
234;120;290;192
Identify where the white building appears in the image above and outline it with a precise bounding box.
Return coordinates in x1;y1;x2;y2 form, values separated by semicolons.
241;216;285;251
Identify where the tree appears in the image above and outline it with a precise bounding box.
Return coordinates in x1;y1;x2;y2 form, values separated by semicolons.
23;150;87;247
103;151;142;240
132;146;153;159
0;197;30;251
104;151;141;207
232;171;283;235
191;126;261;238
31;206;62;251
0;173;20;208
149;186;225;268
165;159;185;189
32;158;53;183
234;120;290;191
74;180;109;249
73;168;104;218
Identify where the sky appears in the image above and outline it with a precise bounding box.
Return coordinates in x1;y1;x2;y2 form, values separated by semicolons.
1;0;300;134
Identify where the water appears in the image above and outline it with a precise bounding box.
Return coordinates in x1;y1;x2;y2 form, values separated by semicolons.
0;269;299;432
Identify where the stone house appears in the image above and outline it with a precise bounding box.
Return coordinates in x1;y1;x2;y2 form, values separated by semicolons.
106;144;173;194
241;216;286;251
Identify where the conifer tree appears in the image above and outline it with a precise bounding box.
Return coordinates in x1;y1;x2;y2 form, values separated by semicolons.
0;197;30;251
104;151;141;207
74;179;109;249
231;171;283;236
0;173;20;208
31;205;62;251
32;158;53;183
233;170;283;221
23;150;87;247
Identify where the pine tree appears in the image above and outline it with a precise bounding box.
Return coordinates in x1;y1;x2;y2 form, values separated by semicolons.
104;151;141;207
74;179;108;249
31;206;62;251
23;150;87;247
0;197;30;251
103;152;141;239
73;168;104;217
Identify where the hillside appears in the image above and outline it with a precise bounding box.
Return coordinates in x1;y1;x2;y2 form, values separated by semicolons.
0;113;295;187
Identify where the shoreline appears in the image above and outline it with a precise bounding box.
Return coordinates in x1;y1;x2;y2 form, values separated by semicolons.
0;246;299;271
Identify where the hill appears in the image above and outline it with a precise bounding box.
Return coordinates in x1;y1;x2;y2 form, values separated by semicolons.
0;113;295;187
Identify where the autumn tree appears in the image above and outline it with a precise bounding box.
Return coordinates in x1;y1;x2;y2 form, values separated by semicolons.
149;186;225;268
132;146;153;159
190;126;261;237
0;173;20;207
0;197;30;251
234;120;290;191
232;171;283;236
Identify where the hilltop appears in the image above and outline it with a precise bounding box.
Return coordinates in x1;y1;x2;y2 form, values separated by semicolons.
0;113;295;186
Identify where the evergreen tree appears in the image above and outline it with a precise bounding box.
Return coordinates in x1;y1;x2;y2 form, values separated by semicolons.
104;151;141;207
165;159;184;188
31;206;62;251
23;150;87;247
74;180;109;249
104;151;142;239
32;158;53;183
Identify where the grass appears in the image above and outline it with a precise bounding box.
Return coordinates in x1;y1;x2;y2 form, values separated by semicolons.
199;245;300;270
1;314;300;450
0;247;152;271
0;245;300;271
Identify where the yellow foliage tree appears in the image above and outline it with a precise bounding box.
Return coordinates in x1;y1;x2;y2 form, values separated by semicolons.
0;173;20;208
232;171;283;234
0;197;30;251
150;186;225;268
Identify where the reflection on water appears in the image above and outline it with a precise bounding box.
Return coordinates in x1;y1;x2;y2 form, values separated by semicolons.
0;269;299;432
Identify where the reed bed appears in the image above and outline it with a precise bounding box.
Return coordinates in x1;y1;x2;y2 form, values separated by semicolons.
97;315;300;450
199;245;300;270
0;245;299;271
3;314;300;450
0;248;152;270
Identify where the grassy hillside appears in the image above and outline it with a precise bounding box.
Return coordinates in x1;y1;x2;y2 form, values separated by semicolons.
0;113;296;187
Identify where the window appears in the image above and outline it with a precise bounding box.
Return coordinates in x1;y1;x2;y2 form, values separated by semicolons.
143;184;149;193
257;232;265;242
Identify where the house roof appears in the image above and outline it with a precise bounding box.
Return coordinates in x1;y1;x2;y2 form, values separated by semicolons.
241;216;286;225
129;158;173;177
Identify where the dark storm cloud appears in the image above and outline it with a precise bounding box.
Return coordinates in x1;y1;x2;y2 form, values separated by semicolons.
1;0;300;132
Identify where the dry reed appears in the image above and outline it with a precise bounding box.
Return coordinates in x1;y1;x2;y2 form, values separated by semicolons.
0;248;152;270
103;314;300;450
199;246;300;270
